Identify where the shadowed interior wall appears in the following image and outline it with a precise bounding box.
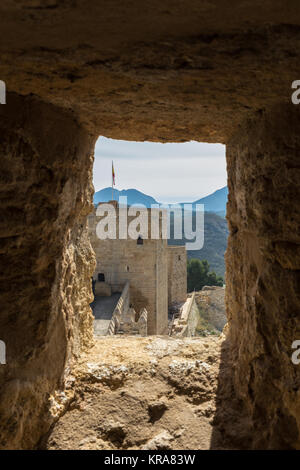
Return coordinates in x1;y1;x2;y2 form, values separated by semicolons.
0;93;96;449
226;104;300;449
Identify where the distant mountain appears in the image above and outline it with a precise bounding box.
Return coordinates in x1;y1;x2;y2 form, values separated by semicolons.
94;187;158;207
168;211;228;278
177;186;228;216
193;186;228;216
94;186;228;215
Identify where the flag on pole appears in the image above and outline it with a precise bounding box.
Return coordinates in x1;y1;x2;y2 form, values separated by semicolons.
112;161;115;186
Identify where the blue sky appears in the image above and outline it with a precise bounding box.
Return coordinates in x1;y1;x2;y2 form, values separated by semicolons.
93;137;226;203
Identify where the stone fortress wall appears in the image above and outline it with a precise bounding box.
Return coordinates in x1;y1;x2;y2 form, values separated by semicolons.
167;246;187;305
88;201;187;335
171;292;200;337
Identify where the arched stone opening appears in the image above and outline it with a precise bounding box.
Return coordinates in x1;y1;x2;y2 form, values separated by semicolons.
1;94;299;450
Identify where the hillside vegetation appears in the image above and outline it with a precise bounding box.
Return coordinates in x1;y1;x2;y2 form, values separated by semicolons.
168;211;228;277
187;259;223;292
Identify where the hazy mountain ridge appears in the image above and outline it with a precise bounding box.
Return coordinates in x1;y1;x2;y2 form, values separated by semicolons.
93;187;158;207
94;186;228;214
192;186;228;216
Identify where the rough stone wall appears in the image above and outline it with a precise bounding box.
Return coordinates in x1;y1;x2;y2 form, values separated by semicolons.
226;104;300;449
0;93;96;449
195;287;226;332
167;246;187;305
137;309;148;336
155;240;169;335
88;207;168;335
184;295;201;338
1;3;300;143
172;293;200;338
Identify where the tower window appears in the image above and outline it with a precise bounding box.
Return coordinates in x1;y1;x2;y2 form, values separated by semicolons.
98;273;105;282
137;235;143;245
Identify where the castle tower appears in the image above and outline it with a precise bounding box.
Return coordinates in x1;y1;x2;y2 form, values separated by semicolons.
88;201;169;335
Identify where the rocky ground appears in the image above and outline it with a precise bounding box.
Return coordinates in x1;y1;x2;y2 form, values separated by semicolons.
42;335;251;450
195;287;227;333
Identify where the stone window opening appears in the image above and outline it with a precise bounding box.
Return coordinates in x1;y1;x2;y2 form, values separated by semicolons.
137;235;143;245
1;6;299;451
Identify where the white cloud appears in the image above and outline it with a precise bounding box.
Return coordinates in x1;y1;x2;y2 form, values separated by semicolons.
93;137;226;203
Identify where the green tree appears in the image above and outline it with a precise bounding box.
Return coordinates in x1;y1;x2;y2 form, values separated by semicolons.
187;258;223;292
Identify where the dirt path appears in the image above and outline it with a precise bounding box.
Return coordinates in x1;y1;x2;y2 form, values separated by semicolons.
43;335;249;450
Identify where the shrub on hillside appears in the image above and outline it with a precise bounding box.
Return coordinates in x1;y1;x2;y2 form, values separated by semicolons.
187;259;223;292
